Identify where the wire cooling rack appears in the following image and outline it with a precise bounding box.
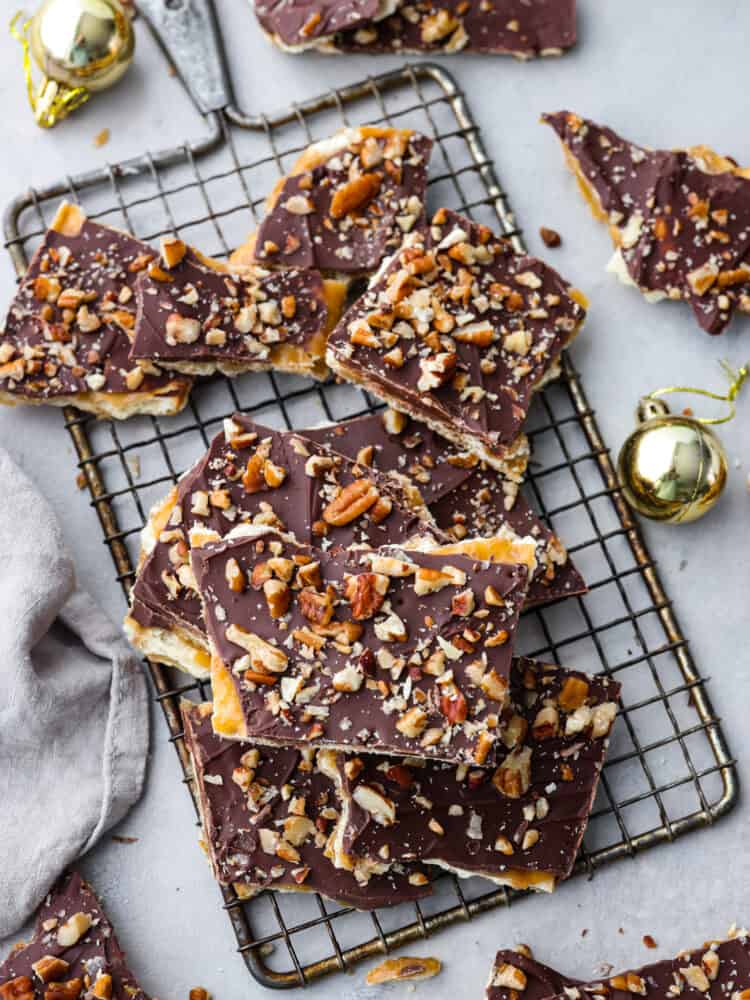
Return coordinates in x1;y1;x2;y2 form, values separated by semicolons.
3;57;738;989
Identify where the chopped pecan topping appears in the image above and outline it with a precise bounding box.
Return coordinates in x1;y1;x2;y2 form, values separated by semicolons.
330;173;382;219
344;573;389;619
323;478;380;525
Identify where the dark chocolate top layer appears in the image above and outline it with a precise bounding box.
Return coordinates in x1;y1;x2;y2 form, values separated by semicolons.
545;932;750;1000
131;246;330;365
330;0;577;56
192;527;531;764
182;701;431;908
0;209;189;400
253;128;433;274
544;111;750;335
337;659;619;885
255;0;387;46
304;412;586;609
129;414;436;641
486;949;580;1000
0;871;149;1000
326;209;584;462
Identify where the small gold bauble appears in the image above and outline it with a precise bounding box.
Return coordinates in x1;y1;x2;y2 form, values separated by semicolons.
617;398;728;524
30;0;134;93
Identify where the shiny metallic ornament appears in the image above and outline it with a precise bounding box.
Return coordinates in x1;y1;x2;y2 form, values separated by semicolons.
11;0;134;127
617;397;728;524
31;0;134;90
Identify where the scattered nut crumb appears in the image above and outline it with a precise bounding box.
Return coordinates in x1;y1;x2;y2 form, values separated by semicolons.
94;128;110;148
76;470;87;490
643;935;657;949
366;956;442;985
189;989;211;1000
540;226;562;248
111;834;139;844
127;455;141;479
682;406;694;416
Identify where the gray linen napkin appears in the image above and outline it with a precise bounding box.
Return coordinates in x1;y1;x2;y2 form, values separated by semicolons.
0;447;149;938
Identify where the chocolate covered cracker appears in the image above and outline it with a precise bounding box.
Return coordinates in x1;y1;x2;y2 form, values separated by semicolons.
0;870;150;999
131;241;346;380
182;701;431;909
124;414;437;678
231;127;433;277
328;0;576;57
326;209;586;478
304;411;586;609
191;525;536;764
501;929;750;1000
486;949;580;1000
255;0;400;51
0;203;191;419
330;659;618;891
544;112;750;335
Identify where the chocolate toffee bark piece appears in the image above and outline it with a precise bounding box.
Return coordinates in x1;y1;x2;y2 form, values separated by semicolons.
192;526;536;764
131;240;347;380
486;949;580;1000
182;700;431;909
255;0;400;51
330;659;619;891
231;127;433;277
542;928;750;1000
326;209;586;478
0;870;149;999
328;0;576;57
0;202;191;419
543;112;750;335
124;414;436;678
304;411;586;609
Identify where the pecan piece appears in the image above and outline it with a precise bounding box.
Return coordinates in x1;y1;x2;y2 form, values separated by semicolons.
44;980;83;999
92;976;113;1000
56;912;91;947
323;478;380;525
344;573;389;620
492;746;532;798
330;173;382;219
417;352;457;392
395;706;428;738
31;957;70;984
558;675;589;712
439;685;467;724
298;587;334;626
242;453;266;493
263;579;291;618
225;625;288;673
225;557;246;593
0;978;34;1000
352;784;396;825
160;235;187;268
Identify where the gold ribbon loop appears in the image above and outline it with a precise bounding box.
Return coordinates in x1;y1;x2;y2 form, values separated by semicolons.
10;12;90;128
647;361;749;425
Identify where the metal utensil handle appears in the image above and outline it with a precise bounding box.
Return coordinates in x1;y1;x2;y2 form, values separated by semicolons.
136;0;232;114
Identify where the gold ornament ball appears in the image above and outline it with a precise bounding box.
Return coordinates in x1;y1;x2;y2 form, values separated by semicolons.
617;398;727;524
30;0;134;93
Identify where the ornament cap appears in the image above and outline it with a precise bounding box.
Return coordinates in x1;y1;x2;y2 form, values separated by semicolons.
636;396;671;424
